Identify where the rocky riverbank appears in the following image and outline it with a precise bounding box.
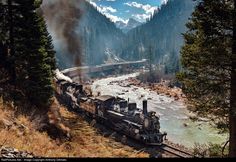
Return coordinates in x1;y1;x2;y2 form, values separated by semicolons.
92;73;227;148
110;77;186;102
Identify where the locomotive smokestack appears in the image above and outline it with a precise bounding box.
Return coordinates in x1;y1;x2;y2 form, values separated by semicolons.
143;100;147;115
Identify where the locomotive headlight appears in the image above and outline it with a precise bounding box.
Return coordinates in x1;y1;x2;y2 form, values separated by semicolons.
134;129;139;134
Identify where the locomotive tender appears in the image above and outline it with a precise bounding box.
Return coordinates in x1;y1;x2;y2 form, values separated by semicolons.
55;71;167;145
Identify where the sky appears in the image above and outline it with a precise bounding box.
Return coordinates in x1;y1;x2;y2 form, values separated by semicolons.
87;0;168;23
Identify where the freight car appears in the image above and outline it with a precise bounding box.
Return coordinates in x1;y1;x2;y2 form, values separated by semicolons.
55;71;167;145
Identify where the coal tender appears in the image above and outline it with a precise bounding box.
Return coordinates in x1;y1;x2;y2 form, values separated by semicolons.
55;77;167;146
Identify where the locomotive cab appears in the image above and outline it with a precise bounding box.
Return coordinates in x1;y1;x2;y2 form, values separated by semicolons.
118;100;128;113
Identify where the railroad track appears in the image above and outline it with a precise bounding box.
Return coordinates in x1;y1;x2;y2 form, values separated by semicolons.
65;105;196;158
58;94;196;158
161;143;194;158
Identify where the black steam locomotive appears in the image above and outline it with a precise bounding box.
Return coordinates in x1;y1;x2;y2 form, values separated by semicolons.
55;73;167;145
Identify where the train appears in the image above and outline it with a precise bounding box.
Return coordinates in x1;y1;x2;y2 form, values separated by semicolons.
54;70;167;146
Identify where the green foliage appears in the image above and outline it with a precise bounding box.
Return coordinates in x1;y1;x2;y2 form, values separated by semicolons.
208;143;225;157
193;142;229;158
178;0;234;127
0;0;56;109
193;143;209;157
0;2;6;41
164;50;180;74
118;0;196;74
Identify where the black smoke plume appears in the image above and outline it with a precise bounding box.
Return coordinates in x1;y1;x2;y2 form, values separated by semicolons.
41;0;83;67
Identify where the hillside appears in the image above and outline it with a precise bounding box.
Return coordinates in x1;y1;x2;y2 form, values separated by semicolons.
0;98;148;157
42;0;196;74
116;18;142;33
117;0;197;74
42;0;125;69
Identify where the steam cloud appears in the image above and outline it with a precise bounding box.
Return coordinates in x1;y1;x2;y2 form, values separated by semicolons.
41;0;83;67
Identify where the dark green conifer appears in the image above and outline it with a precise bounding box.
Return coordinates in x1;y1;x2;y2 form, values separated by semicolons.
13;0;55;108
178;0;235;157
0;0;56;109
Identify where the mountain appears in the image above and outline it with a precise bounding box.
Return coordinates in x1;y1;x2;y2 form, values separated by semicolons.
42;0;125;69
117;0;197;74
77;2;126;66
116;18;142;33
116;21;127;30
42;0;197;73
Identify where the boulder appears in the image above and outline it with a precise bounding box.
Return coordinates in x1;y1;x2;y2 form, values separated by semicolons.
0;146;34;158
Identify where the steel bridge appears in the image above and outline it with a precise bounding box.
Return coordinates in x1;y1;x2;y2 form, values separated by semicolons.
62;59;147;78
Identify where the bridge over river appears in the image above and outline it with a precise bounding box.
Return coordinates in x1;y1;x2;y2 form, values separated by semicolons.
61;59;147;78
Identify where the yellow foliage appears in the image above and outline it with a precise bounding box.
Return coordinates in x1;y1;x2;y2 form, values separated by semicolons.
0;101;149;158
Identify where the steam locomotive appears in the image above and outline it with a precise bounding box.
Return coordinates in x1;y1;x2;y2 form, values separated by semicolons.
54;71;167;145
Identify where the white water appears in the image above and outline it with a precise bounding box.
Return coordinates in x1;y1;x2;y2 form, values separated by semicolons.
91;73;227;148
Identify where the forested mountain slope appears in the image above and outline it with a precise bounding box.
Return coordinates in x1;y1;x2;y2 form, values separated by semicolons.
117;0;196;73
42;0;124;68
42;0;196;73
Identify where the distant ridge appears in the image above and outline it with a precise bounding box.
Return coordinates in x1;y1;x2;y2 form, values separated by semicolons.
116;18;142;33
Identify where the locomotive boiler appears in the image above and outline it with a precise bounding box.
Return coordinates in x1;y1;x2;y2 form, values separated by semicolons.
54;71;167;145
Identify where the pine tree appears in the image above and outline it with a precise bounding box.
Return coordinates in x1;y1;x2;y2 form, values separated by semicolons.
0;1;6;65
14;0;55;108
178;0;236;157
165;50;180;74
0;1;6;41
147;45;154;76
0;0;7;88
0;0;17;99
0;0;56;109
41;18;57;72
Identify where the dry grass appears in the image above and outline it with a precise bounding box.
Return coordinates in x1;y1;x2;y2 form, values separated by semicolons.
0;97;149;158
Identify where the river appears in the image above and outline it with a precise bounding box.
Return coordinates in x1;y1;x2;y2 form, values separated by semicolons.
91;73;227;148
